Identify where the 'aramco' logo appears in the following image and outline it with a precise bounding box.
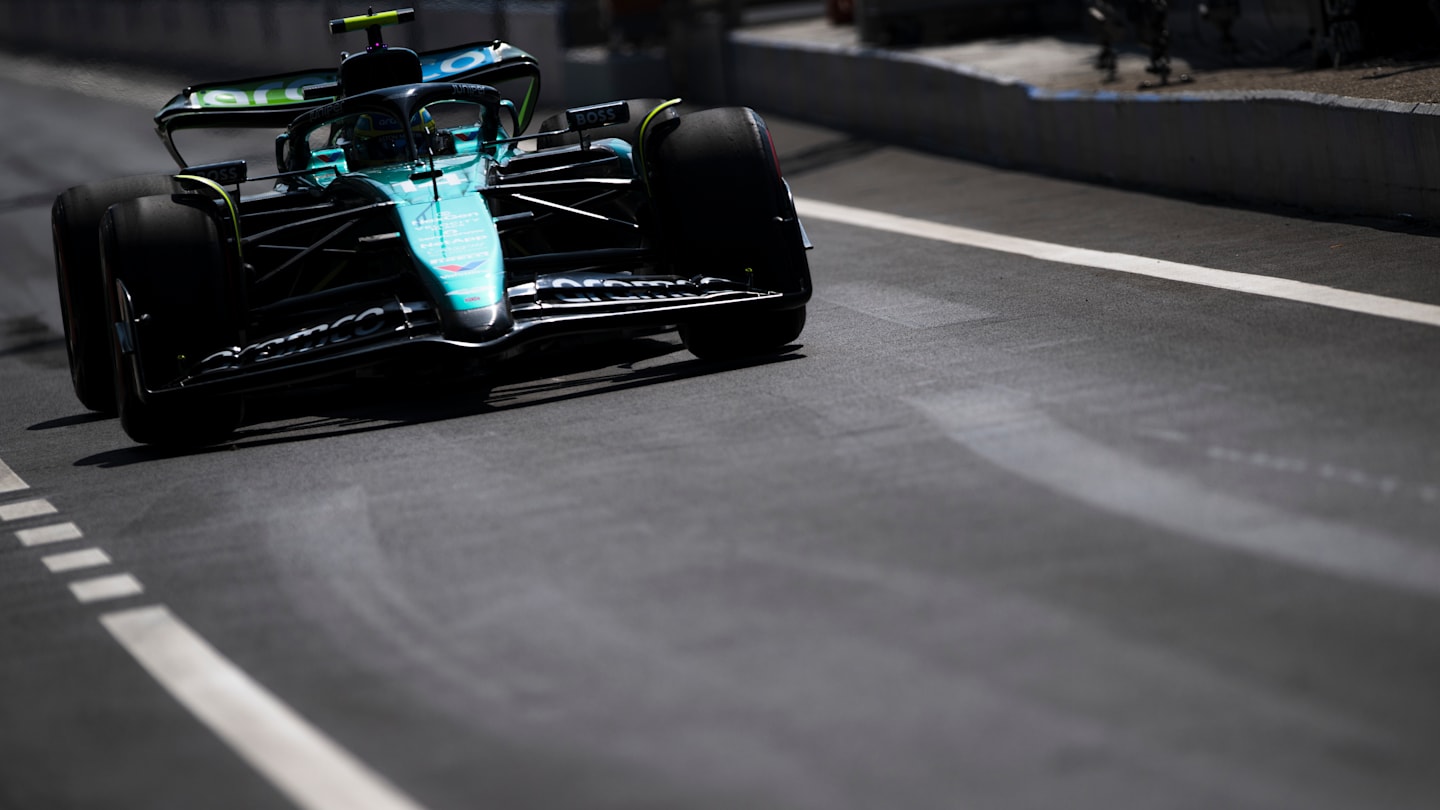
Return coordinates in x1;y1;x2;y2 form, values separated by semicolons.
196;75;333;108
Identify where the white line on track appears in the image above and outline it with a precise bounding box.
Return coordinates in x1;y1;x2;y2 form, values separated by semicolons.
0;458;28;493
796;198;1440;329
1;498;56;521
16;521;83;547
102;605;429;810
0;447;432;810
70;573;145;603
42;547;112;573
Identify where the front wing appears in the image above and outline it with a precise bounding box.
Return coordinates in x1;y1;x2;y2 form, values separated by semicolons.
124;278;807;401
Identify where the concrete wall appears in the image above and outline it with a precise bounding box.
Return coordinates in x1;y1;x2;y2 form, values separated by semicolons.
728;31;1440;223
2;0;1435;223
0;0;567;103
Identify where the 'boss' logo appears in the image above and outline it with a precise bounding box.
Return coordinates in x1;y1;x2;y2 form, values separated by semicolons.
566;102;630;130
197;166;242;183
184;161;249;185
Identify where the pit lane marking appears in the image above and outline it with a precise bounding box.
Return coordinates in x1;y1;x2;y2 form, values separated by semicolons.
0;457;27;493
1;498;58;521
71;573;145;603
103;606;431;810
42;547;113;573
796;198;1440;329
16;521;84;546
1;452;432;810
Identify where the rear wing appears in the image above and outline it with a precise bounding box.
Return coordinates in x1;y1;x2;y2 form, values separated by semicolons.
154;40;541;168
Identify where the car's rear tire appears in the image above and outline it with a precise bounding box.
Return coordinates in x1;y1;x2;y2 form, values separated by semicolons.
52;175;178;413
101;194;244;448
648;106;810;360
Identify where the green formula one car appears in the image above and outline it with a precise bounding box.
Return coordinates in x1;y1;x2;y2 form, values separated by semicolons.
52;7;812;447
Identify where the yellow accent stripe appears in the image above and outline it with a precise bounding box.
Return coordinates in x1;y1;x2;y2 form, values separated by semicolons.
637;98;682;198
518;82;538;134
336;10;402;31
176;175;243;259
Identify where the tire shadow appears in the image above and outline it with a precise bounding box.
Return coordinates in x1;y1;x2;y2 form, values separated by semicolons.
70;334;806;466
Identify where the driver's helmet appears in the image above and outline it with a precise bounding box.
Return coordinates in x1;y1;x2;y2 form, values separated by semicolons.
339;109;436;168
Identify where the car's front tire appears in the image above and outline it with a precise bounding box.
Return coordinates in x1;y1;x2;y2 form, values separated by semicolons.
101;194;244;448
678;307;807;362
648;106;811;360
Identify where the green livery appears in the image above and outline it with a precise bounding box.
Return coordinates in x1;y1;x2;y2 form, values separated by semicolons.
52;6;812;447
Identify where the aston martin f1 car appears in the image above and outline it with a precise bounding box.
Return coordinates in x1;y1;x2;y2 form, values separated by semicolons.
52;7;812;447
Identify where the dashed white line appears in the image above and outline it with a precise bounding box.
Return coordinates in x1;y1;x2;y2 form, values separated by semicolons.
1;498;57;521
796;197;1440;329
0;450;433;810
16;521;84;547
102;605;430;810
70;573;145;603
42;547;112;573
0;457;27;493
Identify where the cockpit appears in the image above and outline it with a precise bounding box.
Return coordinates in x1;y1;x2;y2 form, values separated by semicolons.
278;84;505;181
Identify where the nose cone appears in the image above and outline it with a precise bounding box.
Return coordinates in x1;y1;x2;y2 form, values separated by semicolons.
444;301;513;342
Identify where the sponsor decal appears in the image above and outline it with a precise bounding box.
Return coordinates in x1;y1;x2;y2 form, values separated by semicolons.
194;75;334;108
393;173;470;195
540;275;704;304
422;47;499;80
182;160;247;185
401;196;503;311
438;260;490;275
202;306;389;367
187;45;500;110
565;101;630;130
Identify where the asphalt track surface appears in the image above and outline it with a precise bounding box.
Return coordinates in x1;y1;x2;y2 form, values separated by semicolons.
3;59;1440;810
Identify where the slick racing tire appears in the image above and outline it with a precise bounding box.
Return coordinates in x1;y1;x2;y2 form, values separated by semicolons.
679;307;807;362
52;174;178;413
649;106;810;360
101;194;244;448
536;98;672;149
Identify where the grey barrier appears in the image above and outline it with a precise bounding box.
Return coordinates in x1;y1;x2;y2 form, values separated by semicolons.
728;31;1440;223
2;0;1435;223
0;0;566;102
